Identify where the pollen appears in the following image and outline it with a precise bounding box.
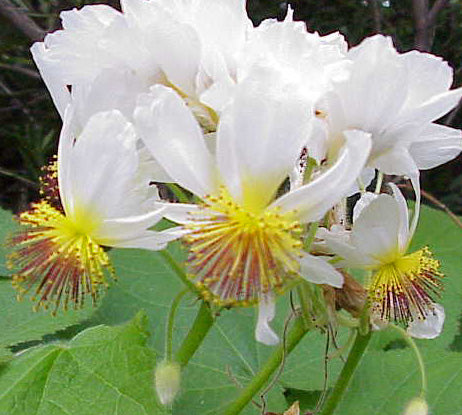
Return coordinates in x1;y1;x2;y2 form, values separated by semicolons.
183;187;303;307
8;200;114;313
369;247;443;324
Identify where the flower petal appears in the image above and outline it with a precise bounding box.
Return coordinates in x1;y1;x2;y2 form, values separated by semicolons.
255;294;279;346
94;207;167;244
298;253;344;288
217;66;312;208
351;194;401;259
388;183;410;252
272;129;371;223
59;109;140;220
159;203;200;225
407;303;445;339
409;123;462;170
30;43;70;119
110;227;187;251
352;192;379;223
134;85;218;198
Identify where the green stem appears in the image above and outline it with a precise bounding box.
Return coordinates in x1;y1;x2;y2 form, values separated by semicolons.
375;171;384;194
224;317;308;415
174;301;215;367
166;183;190;203
304;221;319;251
159;249;197;293
165;289;188;361
388;324;427;397
319;330;372;415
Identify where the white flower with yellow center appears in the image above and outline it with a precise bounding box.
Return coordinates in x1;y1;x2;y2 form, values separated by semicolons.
134;68;372;344
320;35;462;195
9;107;181;312
320;184;444;338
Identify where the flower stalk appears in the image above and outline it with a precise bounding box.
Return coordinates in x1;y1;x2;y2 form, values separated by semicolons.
319;330;372;415
175;301;215;367
224;316;309;415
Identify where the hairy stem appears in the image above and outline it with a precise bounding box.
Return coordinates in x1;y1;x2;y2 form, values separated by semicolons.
165;289;188;361
175;301;215;367
319;330;372;415
224;316;308;415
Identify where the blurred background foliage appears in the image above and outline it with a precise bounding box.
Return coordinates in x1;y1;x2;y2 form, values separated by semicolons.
0;0;461;213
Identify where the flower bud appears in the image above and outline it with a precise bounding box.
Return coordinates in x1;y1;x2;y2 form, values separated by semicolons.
404;397;428;415
155;360;181;405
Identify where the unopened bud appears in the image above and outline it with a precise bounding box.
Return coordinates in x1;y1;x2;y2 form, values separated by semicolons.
155;360;181;405
404;397;428;415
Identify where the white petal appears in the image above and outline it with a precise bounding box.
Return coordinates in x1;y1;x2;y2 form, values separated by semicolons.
351;194;401;259
402;87;462;124
273;129;371;223
110;227;187;251
44;5;126;84
134;85;218;198
347;167;376;196
122;0;201;96
30;43;70;119
388;183;410;251
400;50;453;106
373;146;419;177
407;304;445;339
94;207;167;244
255;294;279;346
160;203;200;225
409;123;462;170
217;66;312;207
60;110;139;219
298;253;344;288
352;192;379;223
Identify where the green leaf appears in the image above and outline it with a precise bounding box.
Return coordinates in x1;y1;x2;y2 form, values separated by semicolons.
335;349;462;415
0;280;94;349
0;208;94;349
0;207;18;276
88;247;343;415
0;312;167;415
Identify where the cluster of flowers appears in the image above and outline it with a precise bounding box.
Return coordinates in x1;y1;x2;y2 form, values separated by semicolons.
9;0;462;345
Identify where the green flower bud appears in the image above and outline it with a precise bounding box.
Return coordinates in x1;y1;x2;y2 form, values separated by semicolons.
155;360;181;405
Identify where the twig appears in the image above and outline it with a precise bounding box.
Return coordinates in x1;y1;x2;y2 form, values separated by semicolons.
0;63;40;79
0;78;34;122
444;98;462;126
369;0;382;33
427;0;450;27
397;183;462;229
0;0;46;42
0;167;39;189
259;311;297;415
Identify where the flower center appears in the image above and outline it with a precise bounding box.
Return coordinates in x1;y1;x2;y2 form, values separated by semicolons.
8;200;113;312
369;247;443;324
184;187;303;307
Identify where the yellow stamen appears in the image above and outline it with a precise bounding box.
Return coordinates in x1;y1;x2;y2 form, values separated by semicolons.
369;247;443;323
184;187;303;307
8;200;113;312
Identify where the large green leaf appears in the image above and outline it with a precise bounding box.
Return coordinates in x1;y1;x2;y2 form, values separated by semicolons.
335;349;462;415
0;279;94;349
0;208;95;350
0;312;166;415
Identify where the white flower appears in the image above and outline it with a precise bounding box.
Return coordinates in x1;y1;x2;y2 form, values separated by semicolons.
321;34;462;188
9;107;180;311
133;67;372;344
31;0;251;127
320;184;444;335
